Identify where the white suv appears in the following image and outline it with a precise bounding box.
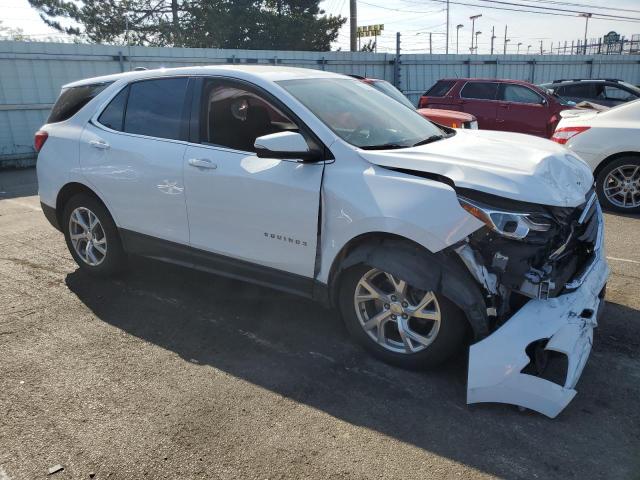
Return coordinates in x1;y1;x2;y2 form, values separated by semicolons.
36;66;608;418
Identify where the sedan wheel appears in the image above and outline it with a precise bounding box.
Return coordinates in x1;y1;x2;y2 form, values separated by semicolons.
354;268;441;354
602;165;640;210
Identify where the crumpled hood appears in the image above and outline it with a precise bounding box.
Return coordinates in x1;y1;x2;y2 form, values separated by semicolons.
358;129;593;207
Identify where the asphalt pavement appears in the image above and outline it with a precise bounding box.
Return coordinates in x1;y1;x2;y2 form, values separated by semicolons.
1;168;639;480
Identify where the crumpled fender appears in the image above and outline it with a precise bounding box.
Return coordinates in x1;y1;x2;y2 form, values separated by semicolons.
335;239;490;338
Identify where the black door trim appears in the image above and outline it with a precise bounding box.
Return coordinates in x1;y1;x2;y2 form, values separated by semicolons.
119;229;323;300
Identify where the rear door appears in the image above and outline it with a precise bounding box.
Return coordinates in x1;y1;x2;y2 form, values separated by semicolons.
79;77;191;245
496;83;549;137
457;81;499;129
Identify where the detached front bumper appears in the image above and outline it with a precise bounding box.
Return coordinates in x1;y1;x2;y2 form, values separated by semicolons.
467;204;609;418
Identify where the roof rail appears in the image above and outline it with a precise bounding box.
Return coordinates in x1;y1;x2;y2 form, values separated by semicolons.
552;78;623;84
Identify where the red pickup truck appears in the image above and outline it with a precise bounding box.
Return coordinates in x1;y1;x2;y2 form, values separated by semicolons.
419;78;573;137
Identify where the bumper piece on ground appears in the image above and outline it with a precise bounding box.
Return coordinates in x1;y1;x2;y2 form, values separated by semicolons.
467;206;609;418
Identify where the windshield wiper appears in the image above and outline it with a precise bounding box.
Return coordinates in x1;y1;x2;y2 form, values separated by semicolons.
411;135;445;147
360;143;408;150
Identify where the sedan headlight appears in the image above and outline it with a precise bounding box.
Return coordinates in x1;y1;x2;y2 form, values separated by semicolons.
458;196;551;240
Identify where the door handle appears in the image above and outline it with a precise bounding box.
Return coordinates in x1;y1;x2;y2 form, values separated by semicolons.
89;139;110;149
188;158;217;169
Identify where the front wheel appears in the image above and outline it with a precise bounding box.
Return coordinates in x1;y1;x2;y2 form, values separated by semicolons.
338;265;468;369
595;157;640;213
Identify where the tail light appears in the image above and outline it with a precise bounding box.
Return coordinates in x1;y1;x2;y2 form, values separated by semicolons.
551;126;590;145
34;130;48;153
418;97;428;108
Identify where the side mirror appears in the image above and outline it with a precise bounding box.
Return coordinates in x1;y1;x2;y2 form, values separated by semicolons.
254;131;321;162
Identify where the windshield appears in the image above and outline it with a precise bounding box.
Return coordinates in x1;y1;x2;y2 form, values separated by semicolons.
369;80;416;110
278;78;445;149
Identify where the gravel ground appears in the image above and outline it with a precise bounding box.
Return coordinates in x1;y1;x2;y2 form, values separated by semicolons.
1;168;639;480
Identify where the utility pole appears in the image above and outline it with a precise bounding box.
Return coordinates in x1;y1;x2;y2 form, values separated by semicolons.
580;13;592;55
490;26;495;55
430;32;433;54
350;0;357;52
475;31;482;54
540;40;543;54
394;32;401;87
456;24;463;54
445;0;450;54
469;14;481;53
503;25;509;54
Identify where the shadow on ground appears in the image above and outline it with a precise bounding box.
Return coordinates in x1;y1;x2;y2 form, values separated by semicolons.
63;255;640;479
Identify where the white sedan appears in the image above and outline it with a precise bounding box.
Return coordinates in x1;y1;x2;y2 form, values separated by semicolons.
552;100;640;213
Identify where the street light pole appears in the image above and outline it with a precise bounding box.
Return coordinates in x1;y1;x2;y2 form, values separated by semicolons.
469;14;481;53
517;42;522;54
503;25;509;54
475;31;482;54
445;0;450;54
580;13;592;54
527;44;532;54
490;26;496;55
456;24;463;54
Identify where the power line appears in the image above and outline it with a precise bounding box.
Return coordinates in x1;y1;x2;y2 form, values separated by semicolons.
472;0;640;21
518;0;640;15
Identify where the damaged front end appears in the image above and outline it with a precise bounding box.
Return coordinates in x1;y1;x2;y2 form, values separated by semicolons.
455;188;609;418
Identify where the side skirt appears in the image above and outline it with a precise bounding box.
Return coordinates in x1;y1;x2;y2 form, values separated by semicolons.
119;229;324;301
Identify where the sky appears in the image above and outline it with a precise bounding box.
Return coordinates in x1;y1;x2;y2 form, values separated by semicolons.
1;0;640;54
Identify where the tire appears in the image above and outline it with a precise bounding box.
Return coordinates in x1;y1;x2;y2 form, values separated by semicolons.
62;193;127;276
338;264;468;369
595;156;640;214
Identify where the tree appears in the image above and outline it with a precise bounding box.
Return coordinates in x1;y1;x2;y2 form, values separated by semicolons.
27;0;346;50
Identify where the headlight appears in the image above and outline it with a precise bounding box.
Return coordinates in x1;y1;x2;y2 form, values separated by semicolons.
458;196;551;240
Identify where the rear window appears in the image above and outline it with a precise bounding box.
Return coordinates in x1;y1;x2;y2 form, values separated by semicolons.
425;80;455;97
48;83;111;123
460;82;499;100
123;78;188;140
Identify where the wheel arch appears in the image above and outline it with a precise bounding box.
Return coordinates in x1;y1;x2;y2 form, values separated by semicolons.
55;182;113;229
593;151;640;180
326;232;490;339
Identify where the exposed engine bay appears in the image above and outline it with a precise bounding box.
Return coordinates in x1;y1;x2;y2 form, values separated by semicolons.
451;187;609;418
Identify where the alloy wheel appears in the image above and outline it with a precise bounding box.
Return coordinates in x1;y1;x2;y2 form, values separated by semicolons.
68;207;107;266
603;165;640;209
353;268;441;354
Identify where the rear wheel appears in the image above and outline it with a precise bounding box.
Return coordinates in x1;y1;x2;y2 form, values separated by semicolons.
62;193;127;276
338;265;468;369
596;157;640;213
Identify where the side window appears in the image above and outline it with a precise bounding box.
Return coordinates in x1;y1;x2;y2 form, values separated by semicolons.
200;80;300;152
425;80;455;97
604;85;635;100
97;86;128;131
124;78;188;140
558;83;597;99
460;82;498;100
501;84;544;104
48;82;112;123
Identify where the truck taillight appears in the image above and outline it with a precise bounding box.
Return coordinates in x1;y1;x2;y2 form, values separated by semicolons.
551;126;590;145
34;130;48;153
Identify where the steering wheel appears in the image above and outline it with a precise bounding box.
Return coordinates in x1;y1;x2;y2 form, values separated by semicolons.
344;123;378;143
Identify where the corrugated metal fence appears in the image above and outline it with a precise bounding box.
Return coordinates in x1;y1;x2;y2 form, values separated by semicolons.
1;40;639;167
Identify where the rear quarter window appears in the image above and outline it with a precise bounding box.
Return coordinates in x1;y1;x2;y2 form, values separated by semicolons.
48;83;111;123
425;80;455;97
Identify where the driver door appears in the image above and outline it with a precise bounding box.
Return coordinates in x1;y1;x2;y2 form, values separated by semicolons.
182;78;325;291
